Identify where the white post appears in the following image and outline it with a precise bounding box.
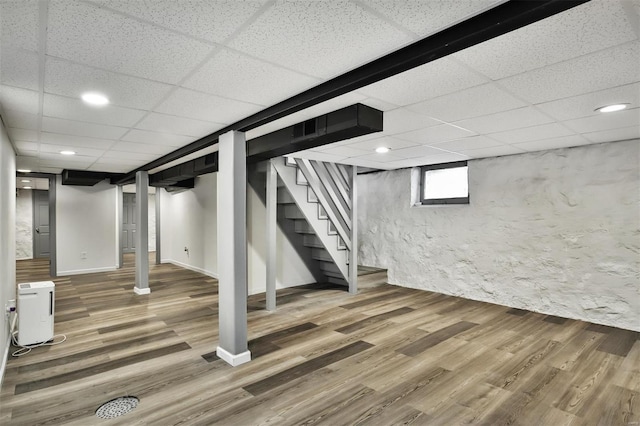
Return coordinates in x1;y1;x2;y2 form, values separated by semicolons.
134;171;150;295
266;160;277;311
216;130;251;366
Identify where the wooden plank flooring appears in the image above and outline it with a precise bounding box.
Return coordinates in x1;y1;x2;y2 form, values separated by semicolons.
1;255;638;425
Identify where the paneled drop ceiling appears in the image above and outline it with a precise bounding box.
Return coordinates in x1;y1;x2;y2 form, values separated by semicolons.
0;0;638;175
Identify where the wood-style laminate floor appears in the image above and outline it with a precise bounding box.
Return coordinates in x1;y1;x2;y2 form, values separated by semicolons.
1;255;638;425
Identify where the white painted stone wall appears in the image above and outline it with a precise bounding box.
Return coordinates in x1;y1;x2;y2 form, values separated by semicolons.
15;189;32;260
358;140;639;331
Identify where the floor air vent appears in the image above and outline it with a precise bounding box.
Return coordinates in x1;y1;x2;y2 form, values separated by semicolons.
95;396;139;419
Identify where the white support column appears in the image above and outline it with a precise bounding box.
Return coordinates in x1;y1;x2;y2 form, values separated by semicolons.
134;171;150;295
216;130;251;366
116;185;123;269
155;188;161;265
266;160;277;311
349;165;358;294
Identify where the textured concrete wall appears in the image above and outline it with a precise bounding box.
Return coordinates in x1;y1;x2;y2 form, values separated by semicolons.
358;140;639;331
15;189;32;260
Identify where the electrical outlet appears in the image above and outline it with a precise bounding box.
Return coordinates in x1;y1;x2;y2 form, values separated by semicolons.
81;252;87;259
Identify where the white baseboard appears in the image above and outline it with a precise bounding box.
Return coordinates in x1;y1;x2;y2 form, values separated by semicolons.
1;314;17;390
163;259;218;279
216;346;251;366
57;266;117;276
0;335;10;390
133;287;151;295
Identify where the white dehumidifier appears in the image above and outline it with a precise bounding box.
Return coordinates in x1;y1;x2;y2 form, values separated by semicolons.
18;281;55;346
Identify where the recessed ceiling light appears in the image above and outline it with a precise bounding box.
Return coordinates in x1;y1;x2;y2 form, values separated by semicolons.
60;150;76;156
21;179;31;183
23;186;32;189
596;103;629;113
17;169;31;173
375;147;390;153
81;92;109;106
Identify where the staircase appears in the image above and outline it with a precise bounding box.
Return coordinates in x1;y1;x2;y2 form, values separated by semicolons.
272;156;357;290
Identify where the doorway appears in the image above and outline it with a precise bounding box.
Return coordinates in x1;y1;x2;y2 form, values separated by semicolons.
122;192;136;253
32;189;50;258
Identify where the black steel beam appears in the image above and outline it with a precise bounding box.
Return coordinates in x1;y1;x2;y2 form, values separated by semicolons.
114;0;589;185
143;103;382;186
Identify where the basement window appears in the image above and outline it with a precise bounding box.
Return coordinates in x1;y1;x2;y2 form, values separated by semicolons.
420;161;469;205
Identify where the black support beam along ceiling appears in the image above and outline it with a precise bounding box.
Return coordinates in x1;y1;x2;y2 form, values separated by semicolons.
143;103;382;188
115;0;589;185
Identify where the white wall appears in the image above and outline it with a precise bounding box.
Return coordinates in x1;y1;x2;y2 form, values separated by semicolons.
15;188;32;260
160;173;316;295
0;118;16;384
358;140;640;331
160;175;217;277
56;178;118;275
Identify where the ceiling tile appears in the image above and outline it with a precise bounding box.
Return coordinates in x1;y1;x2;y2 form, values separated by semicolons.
389;144;450;159
351;152;405;163
87;163;131;173
513;135;592;152
43;94;146;127
337;156;396;170
155;88;263;123
121;129;192;147
433;136;502;152
7;128;38;142
101;150;158;161
0;48;39;90
42;116;128;140
93;0;265;43
39;132;115;150
1;109;39;130
582;126;640;143
374;108;442;135
395;123;476;144
14;141;38;152
184;48;320;106
453;107;554;134
316;145;369;158
94;157;144;167
229;0;412;78
458;145;526;159
357;97;399;112
385;152;469;168
47;1;213;84
39;143;104;157
347;135;419;151
38;157;96;168
0;85;39;115
38;167;63;174
499;41;640;104
110;141;176;155
38;151;98;161
562;108;640;134
359;57;488;106
454;0;638;79
44;57;174;110
408;83;527;122
361;0;500;38
290;150;347;163
135;112;223;137
489;123;575;144
0;0;39;52
535;83;640;121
